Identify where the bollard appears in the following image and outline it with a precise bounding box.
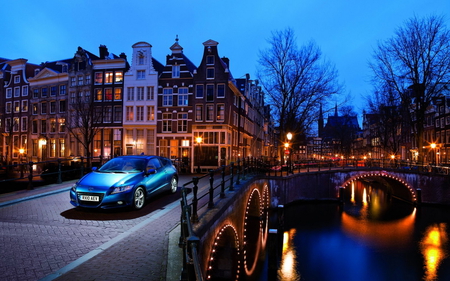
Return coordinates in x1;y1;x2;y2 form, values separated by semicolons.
229;162;234;191
57;159;62;184
191;177;199;223
220;165;226;198
27;161;34;190
208;170;214;208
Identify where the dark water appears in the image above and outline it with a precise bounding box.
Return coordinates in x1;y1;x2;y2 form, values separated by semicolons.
258;180;450;281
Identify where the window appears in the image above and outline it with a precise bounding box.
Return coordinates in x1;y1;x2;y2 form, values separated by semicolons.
14;87;20;97
126;106;134;121
59;100;66;113
195;105;203;121
71;77;76;86
114;88;122;100
113;106;122;122
206;104;214;121
50;119;56;133
13;117;19;132
178;88;189;106
22;86;28;96
50;101;56;114
50;86;57;96
137;87;144;101
95;72;103;84
6;88;12;98
147;106;155;121
41;120;47;133
206;85;214;101
41;102;47;114
5;118;10;132
162;113;172;132
33;89;39;98
138;54;144;65
172;65;180;78
207;55;214;65
163;88;173;106
196;85;204;98
178;113;188;132
147;86;154;100
59;138;65;157
137;70;145;79
60;85;66;95
115;71;123;83
41;87;47;97
32;120;38;134
14;75;20;83
21;100;28;112
105;71;113;84
217;104;225;121
6;102;11;113
104;88;113;101
103;106;112;123
32;104;38;115
136;106;144;121
85;75;91;85
127;87;134;101
14;101;19;113
78;76;83;86
217;84;225;98
95;89;103;101
206;68;214;79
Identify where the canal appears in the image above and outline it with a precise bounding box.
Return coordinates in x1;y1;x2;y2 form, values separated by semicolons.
257;180;450;281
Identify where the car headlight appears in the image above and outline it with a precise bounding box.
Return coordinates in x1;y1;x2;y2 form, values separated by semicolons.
111;185;133;194
71;184;78;191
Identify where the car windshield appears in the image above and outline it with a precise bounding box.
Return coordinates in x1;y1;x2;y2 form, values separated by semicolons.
98;158;146;173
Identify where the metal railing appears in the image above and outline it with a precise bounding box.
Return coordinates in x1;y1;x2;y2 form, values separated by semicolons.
0;156;109;191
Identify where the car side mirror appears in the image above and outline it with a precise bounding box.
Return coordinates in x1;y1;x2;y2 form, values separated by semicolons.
145;168;157;175
92;167;98;171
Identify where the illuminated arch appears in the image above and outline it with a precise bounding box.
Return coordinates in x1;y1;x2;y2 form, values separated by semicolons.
260;184;270;248
341;171;416;202
243;188;261;276
206;224;240;281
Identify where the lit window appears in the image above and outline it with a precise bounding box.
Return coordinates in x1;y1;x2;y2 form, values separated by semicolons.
114;88;122;100
206;104;214;121
195;105;203;121
126;106;133;121
105;71;113;84
115;71;123;83
104;89;113;100
147;106;155;121
217;104;225;121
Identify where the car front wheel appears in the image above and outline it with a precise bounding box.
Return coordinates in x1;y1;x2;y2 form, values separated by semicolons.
133;187;145;210
170;177;178;194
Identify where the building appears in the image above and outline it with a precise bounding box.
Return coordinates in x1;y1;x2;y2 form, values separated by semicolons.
156;37;197;172
123;41;164;156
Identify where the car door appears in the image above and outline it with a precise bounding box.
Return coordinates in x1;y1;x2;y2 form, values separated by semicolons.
143;157;168;195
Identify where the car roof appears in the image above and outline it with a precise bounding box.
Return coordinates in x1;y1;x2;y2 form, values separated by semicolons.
113;155;162;161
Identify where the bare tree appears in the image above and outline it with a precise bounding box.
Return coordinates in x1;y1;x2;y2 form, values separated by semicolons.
370;15;450;162
65;94;102;167
257;27;342;139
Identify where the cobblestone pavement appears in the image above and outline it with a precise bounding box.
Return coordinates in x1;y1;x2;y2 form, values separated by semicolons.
0;175;206;281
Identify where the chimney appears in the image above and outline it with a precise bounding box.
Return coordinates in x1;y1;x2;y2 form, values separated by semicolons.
222;57;229;68
99;45;109;59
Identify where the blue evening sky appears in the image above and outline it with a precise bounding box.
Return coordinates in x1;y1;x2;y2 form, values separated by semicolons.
1;0;449;115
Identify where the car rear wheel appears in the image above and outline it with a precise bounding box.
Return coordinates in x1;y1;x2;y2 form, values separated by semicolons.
170;177;178;193
133;187;145;210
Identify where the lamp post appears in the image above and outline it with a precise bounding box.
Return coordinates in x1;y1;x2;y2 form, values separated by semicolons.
196;136;202;173
430;143;436;166
19;148;25;178
286;132;293;173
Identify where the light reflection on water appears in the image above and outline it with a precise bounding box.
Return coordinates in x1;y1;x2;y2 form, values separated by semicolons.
263;180;450;281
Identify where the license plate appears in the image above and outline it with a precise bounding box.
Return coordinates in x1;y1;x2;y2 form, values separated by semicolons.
80;195;100;202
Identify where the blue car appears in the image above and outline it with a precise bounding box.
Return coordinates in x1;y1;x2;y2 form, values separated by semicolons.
70;155;178;210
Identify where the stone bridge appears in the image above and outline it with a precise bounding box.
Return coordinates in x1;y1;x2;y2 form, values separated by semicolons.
190;168;450;280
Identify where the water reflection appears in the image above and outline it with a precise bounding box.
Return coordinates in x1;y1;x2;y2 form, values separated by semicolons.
263;179;450;281
277;229;300;281
420;223;448;281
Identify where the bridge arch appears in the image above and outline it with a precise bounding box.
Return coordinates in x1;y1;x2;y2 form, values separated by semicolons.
206;224;240;281
341;171;417;203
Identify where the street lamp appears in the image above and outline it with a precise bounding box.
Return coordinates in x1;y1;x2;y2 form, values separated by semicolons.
19;148;25;178
286;132;293;173
196;136;202;173
430;143;436;166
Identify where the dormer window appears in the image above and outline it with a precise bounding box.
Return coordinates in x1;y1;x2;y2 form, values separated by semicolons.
14;75;20;83
138;51;145;65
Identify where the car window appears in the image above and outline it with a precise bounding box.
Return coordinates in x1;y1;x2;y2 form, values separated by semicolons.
147;158;162;170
